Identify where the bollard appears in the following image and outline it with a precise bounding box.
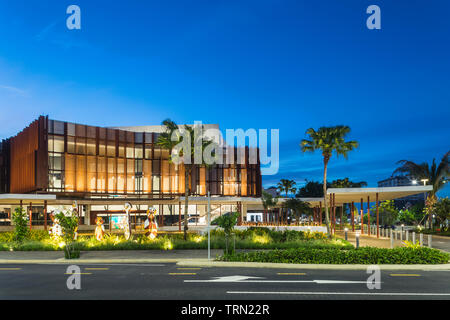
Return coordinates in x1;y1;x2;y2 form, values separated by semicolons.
344;228;348;241
390;229;394;249
428;235;432;248
412;232;416;244
356;234;360;249
420;233;423;247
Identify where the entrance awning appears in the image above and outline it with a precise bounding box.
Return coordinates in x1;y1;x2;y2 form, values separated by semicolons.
326;186;432;205
0;194;56;205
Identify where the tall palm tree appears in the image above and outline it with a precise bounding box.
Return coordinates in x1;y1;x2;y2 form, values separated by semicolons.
157;119;217;240
393;151;449;226
300;126;359;238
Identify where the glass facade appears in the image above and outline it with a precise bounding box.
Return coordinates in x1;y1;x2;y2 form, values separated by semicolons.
46;119;261;197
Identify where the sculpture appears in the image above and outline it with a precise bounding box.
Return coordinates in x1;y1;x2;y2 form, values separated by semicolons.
123;202;132;240
144;208;158;240
95;217;105;241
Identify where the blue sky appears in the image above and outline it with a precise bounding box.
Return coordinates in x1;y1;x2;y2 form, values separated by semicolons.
0;0;448;196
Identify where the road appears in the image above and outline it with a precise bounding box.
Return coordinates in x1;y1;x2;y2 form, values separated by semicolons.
1;263;450;300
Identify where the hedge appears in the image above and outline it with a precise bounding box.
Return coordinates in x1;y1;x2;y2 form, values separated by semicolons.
219;247;450;264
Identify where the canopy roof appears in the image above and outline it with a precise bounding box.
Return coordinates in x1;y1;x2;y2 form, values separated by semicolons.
0;194;56;205
326;186;432;205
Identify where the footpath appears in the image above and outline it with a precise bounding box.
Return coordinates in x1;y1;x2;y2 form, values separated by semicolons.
0;249;449;270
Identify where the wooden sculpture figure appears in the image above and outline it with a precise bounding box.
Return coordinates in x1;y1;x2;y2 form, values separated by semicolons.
49;212;62;239
123;202;132;240
144;208;158;240
95;217;105;241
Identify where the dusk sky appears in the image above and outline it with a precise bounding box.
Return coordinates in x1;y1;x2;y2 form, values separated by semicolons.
0;1;448;196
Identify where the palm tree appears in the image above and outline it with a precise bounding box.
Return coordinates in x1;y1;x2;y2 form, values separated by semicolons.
276;179;297;198
330;178;367;188
393;151;449;226
157;119;217;240
276;179;297;224
300;126;359;238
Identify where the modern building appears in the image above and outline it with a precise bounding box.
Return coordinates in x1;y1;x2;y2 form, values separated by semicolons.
0;116;262;229
378;175;425;208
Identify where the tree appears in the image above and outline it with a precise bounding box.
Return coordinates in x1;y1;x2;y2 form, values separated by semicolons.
433;197;450;231
296;181;327;198
300;126;359;238
261;190;279;223
215;212;240;255
393;151;449;226
330;178;367;188
276;179;297;198
283;198;312;223
12;207;29;243
55;209;79;259
370;200;398;226
157;119;217;240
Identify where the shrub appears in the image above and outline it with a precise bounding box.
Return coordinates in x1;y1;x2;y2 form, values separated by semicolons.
220;247;450;265
12;207;29;243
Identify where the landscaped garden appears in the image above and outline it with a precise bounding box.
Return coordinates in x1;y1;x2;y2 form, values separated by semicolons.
0;227;351;252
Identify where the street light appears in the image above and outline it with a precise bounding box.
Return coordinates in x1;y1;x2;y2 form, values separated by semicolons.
412;180;418;185
421;179;429;186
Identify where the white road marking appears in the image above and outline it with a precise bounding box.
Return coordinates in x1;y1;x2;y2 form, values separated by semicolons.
184;275;370;284
227;291;450;296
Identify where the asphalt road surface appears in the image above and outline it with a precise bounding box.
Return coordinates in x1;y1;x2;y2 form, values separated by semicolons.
1;263;450;300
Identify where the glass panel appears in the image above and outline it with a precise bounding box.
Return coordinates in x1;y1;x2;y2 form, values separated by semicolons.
162;160;170;193
107;158;116;192
145;133;152;144
53;136;64;153
135;145;143;159
76;124;86;137
126;145;134;158
65;154;76;192
117;158;125;193
76;137;86;154
134;132;143;144
107;141;115;157
98;142;106;156
241;168;247;196
76;155;86;192
49;153;63;171
48;135;54;152
143;160;152;193
152;176;160;192
67;136;76;153
49;172;62;189
145;145;152;159
87;156;96;192
54;121;64;135
118;142;125;158
67;123;75;136
127;159;134;193
97;157;106;192
86;138;96;155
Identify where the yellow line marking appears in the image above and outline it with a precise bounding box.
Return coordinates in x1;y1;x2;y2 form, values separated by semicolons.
0;268;21;271
390;274;421;277
177;268;202;270
85;268;109;270
169;273;197;275
277;273;307;276
64;273;93;275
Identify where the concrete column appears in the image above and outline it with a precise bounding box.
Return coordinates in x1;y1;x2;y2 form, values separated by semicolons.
390;229;394;249
412;232;416;244
85;205;91;226
406;230;409;242
420;233;424;246
428;235;432;248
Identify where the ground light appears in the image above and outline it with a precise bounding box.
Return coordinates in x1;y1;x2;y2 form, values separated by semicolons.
344;228;348;241
355;233;360;249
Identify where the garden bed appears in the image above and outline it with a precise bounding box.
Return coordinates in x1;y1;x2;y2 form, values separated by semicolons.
219;247;450;264
0;228;352;252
